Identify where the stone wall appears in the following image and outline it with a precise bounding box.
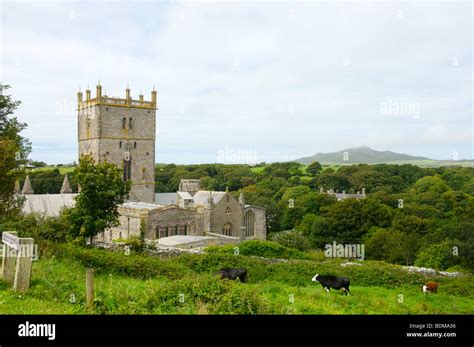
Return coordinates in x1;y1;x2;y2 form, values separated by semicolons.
78;103;156;203
146;206;202;239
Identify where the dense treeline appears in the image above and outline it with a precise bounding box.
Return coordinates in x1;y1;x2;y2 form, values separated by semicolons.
18;169;79;194
153;162;474;271
8;161;474;272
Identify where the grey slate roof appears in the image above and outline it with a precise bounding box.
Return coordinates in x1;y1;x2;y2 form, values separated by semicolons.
192;191;226;208
155;193;178;206
22;194;78;216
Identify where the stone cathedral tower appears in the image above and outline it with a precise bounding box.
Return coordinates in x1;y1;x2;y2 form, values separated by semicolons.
77;84;157;203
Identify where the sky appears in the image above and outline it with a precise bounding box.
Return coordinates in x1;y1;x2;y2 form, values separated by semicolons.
1;0;472;164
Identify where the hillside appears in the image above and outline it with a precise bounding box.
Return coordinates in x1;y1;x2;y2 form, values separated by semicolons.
0;242;472;314
295;147;431;164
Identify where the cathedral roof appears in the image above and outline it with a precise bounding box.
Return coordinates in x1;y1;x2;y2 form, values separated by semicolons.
155;192;177;205
22;194;78;216
192;191;226;207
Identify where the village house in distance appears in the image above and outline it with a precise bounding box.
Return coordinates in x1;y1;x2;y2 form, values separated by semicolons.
21;85;267;248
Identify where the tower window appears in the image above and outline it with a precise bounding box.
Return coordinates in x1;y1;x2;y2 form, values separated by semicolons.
134;142;137;148
122;117;126;129
119;141;122;148
128;117;133;129
225;207;231;215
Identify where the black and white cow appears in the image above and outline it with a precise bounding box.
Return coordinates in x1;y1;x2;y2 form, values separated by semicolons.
312;274;351;295
218;268;247;283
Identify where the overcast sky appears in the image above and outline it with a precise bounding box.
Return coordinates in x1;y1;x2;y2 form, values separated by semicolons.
1;0;472;164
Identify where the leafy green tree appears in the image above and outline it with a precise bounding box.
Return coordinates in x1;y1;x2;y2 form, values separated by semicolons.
316;172;351;191
306;161;322;176
64;155;131;241
309;198;393;246
365;228;420;265
0;84;31;221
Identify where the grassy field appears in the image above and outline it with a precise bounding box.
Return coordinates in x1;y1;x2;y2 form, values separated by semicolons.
30;166;75;174
0;243;472;315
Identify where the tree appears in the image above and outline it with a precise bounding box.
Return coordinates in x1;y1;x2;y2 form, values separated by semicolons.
306;161;322;176
0;84;31;221
64;155;131;241
365;228;420;265
316;172;351;192
308;198;393;247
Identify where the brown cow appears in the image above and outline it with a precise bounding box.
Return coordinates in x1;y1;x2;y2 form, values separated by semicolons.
422;281;439;294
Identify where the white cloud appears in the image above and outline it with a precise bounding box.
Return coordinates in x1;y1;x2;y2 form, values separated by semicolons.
1;1;472;163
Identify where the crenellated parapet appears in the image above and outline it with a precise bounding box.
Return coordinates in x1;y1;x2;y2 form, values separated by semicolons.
77;85;157;110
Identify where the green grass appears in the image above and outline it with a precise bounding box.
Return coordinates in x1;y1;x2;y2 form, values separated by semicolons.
0;244;472;314
30;166;75;174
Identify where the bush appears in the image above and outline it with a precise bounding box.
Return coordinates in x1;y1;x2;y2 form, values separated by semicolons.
415;240;458;270
0;213;69;243
206;240;310;260
213;285;270;314
269;230;312;251
145;275;228;311
48;242;192;279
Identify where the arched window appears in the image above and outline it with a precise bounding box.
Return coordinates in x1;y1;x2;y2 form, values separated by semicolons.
244;210;255;237
222;223;233;236
225;207;231;215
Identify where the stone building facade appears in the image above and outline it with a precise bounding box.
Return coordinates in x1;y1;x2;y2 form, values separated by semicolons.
103;179;267;245
19;85;268;248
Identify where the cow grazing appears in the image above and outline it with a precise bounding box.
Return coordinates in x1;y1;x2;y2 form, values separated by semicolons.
218;268;247;283
312;274;351;295
422;281;438;294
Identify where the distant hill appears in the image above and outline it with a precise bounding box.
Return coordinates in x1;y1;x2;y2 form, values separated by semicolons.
294;147;431;165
